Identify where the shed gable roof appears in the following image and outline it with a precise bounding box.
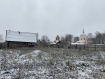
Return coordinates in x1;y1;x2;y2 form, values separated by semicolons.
5;30;37;43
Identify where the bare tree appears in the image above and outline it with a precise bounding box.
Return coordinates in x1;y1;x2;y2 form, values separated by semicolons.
36;33;39;41
88;33;93;39
60;36;66;47
61;36;65;44
74;36;79;43
90;31;105;44
41;35;50;47
95;32;102;44
65;34;73;43
60;34;73;47
102;33;105;44
87;33;93;43
0;34;3;42
95;31;100;36
91;38;96;44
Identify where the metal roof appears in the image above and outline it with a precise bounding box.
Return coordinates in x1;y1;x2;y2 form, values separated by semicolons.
5;30;37;43
80;33;87;37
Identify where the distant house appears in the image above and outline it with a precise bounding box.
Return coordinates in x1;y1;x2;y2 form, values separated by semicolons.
54;35;60;43
5;30;37;47
50;35;63;48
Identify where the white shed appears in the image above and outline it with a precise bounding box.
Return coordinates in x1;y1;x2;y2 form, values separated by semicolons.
5;30;37;47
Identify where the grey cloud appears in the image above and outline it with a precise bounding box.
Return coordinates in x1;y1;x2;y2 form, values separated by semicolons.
0;0;105;41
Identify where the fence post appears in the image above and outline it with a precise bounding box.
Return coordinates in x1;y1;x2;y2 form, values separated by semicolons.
95;45;96;51
1;43;2;49
76;44;77;49
0;43;1;49
87;45;89;51
84;44;85;50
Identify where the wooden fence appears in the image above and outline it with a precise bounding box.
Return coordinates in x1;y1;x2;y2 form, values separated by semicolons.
69;44;105;51
0;42;7;49
0;42;105;51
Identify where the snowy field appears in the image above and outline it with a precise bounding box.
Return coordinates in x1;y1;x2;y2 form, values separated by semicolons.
0;47;105;79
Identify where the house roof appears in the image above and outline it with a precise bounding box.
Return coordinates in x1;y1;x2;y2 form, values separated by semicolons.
5;30;37;43
50;42;56;44
71;43;85;45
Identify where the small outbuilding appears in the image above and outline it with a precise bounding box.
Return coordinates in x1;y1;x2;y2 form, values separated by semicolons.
5;30;37;47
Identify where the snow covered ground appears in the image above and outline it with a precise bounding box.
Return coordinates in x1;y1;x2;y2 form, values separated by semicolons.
0;48;105;79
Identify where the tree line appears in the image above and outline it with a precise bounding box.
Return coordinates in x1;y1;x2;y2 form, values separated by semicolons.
88;31;105;44
36;31;105;47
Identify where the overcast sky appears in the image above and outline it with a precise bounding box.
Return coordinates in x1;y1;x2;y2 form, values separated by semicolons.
0;0;105;41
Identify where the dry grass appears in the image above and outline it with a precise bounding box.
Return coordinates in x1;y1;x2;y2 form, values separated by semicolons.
0;47;105;79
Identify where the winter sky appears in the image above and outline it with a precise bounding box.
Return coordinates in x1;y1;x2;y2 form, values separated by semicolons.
0;0;105;41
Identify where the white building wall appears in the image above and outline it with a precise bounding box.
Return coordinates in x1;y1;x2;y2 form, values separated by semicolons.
5;30;37;43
